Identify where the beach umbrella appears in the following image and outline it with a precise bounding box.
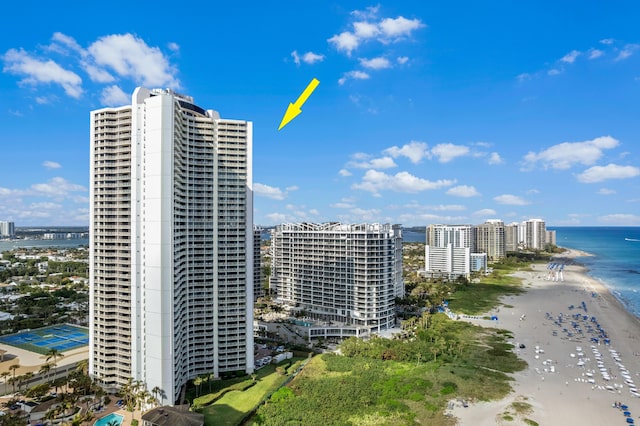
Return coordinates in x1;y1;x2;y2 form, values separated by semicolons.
624;411;631;416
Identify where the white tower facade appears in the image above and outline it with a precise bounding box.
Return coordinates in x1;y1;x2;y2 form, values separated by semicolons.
90;88;253;403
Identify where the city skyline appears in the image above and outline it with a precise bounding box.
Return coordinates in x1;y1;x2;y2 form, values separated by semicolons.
2;1;640;227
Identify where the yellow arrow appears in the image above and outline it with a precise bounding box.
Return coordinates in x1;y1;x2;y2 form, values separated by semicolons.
278;78;320;130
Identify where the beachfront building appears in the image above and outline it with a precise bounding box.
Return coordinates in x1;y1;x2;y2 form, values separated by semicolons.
0;221;15;239
524;218;546;250
424;224;472;279
269;223;403;333
504;222;520;252
89;87;254;403
546;229;557;246
474;220;506;261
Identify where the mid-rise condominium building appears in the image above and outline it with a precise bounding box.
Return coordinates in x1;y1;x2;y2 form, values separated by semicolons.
474;220;506;261
424;224;473;278
525;218;546;250
269;223;403;333
0;221;15;239
89;87;253;404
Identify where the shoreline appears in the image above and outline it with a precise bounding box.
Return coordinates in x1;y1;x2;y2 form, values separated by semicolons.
561;244;640;322
451;248;640;425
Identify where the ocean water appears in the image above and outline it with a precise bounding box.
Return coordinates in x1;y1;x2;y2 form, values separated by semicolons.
0;238;89;252
551;226;640;319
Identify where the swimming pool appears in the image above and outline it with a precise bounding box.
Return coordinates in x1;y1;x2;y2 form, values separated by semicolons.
93;413;124;426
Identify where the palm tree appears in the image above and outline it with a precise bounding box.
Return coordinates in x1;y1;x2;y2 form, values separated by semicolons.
194;376;203;397
21;371;34;392
75;359;89;375
0;371;10;392
39;362;52;384
8;364;19;393
151;386;161;407
46;348;64;368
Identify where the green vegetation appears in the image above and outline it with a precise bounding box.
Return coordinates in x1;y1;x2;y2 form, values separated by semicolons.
251;312;526;425
194;362;297;426
510;401;533;415
447;281;523;315
524;418;539;426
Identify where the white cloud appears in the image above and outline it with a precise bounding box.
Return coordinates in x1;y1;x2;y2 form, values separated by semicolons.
352;170;455;194
493;194;530;205
589;49;604;59
338;70;370;85
330;202;355;209
577;163;640;183
560;50;581;63
88;33;179;88
431;143;470;163
516;72;532;82
302;51;325;64
348;156;397;169
378;16;425;39
338;169;352;177
600;38;615;45
285;185;299;192
523;136;619;170
328;32;360;55
353;21;380;39
397;56;409;64
329;12;424;56
547;68;562;76
598;213;640;225
488;152;503;165
616;44;640;61
83;63;115;83
473;208;497;216
42;160;61;170
351;5;381;20
266;212;288;223
447;185;480;197
598;188;616;195
51;32;84;56
29;201;62;210
384;141;430;163
101;85;129;106
3;48;83;98
167;42;180;52
359;56;391;69
30;177;86;198
254;183;287;200
291;50;325;65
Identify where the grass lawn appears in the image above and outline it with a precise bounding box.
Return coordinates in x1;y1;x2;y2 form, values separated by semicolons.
447;273;524;315
199;361;301;426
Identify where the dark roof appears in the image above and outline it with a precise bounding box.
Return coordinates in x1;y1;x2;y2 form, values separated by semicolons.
141;405;204;426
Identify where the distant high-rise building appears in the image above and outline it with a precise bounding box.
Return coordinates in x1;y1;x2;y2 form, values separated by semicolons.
525;219;546;250
545;229;557;247
474;220;505;260
425;224;474;248
0;221;15;239
270;223;403;333
89;87;253;403
504;222;519;252
424;224;474;278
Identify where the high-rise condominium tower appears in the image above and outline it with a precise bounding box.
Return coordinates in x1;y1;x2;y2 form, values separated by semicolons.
270;223;404;332
89;88;253;404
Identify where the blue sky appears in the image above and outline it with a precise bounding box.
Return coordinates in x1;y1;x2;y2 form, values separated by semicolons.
1;1;640;227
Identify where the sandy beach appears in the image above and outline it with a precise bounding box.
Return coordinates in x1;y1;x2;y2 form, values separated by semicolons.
451;248;640;425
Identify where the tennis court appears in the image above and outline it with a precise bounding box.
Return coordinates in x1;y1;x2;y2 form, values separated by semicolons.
0;324;89;355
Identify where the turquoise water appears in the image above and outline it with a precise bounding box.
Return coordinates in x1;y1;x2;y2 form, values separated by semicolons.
551;226;640;318
93;413;124;426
